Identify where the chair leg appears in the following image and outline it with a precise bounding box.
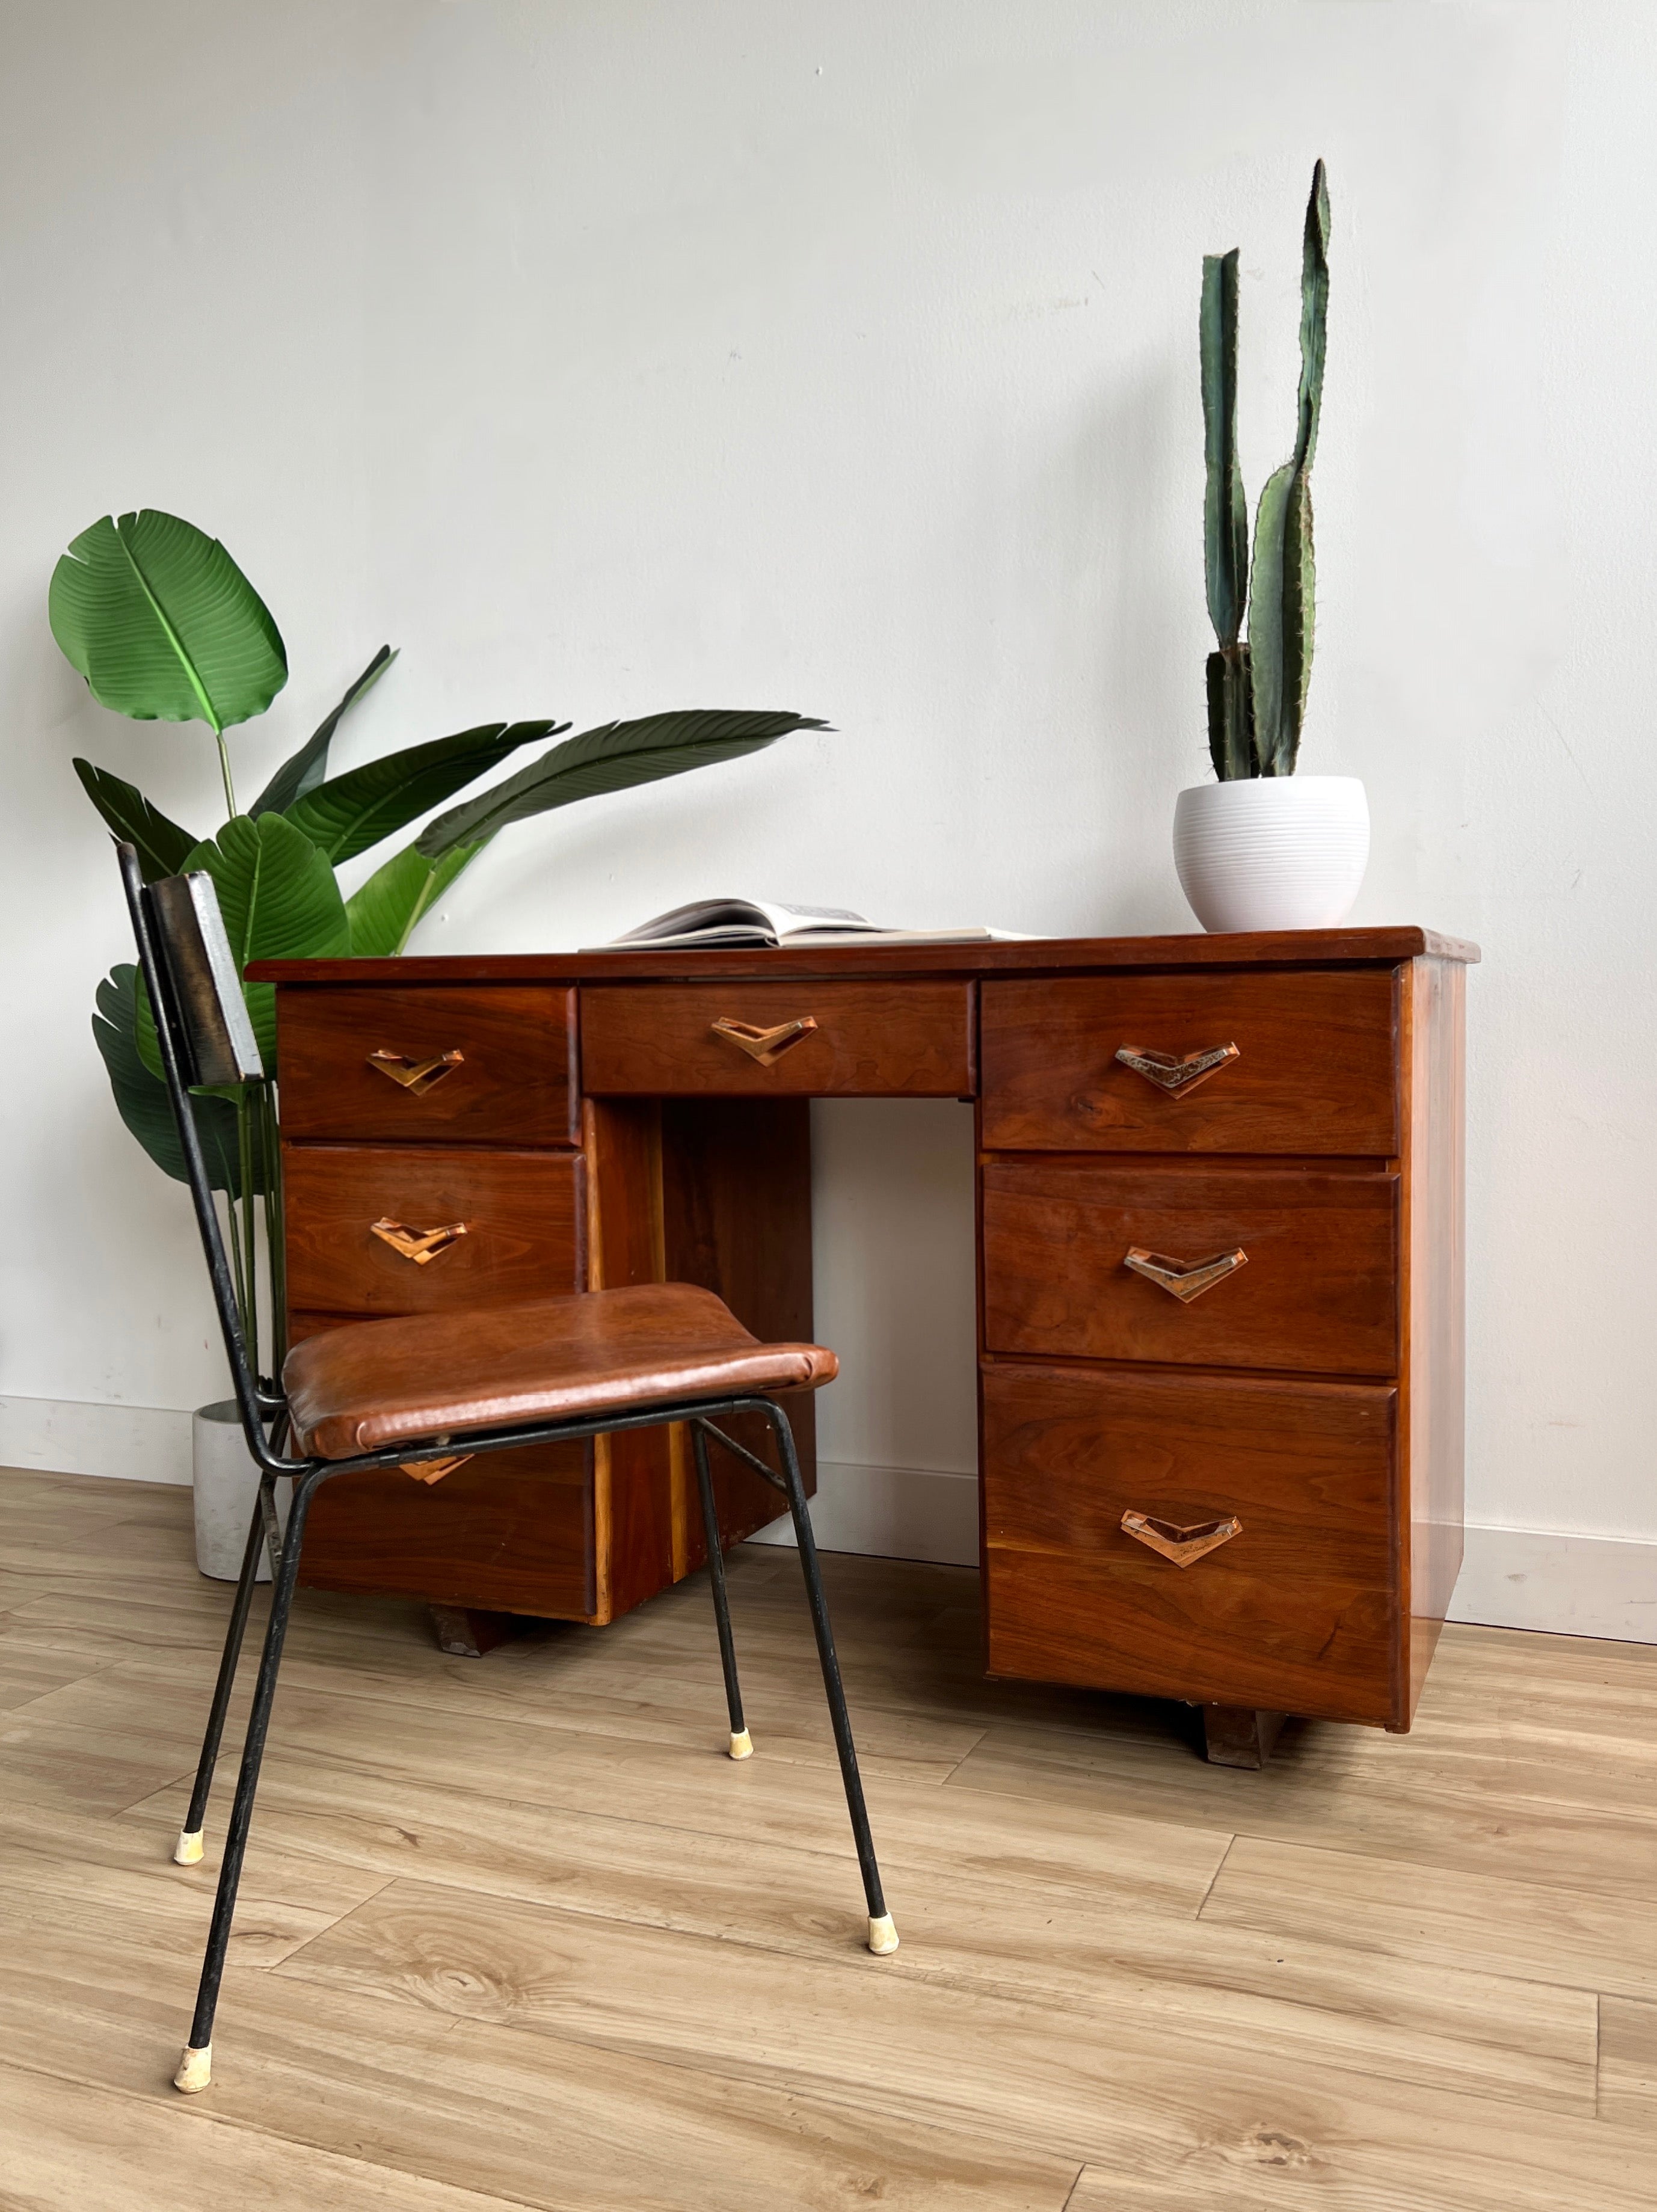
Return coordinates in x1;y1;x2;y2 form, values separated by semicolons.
173;1484;269;1867
173;1472;318;2094
691;1422;751;1759
762;1404;899;1957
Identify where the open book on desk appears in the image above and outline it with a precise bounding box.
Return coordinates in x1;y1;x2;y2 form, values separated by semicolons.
584;898;1028;952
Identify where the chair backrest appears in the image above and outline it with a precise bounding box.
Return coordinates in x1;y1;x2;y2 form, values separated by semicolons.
115;842;274;1453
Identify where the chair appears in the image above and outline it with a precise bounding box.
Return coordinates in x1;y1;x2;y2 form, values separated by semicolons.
115;843;897;2098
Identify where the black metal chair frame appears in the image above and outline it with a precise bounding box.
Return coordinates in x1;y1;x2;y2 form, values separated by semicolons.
116;844;896;2098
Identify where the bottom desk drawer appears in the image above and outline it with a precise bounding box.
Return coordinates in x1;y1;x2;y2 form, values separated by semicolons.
298;1442;596;1617
287;1311;596;1617
983;1364;1399;1725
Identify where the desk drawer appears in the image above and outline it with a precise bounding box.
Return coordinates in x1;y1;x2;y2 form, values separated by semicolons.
981;971;1397;1153
283;1146;584;1316
982;1161;1398;1375
581;981;973;1096
983;1364;1398;1723
278;986;579;1145
300;1446;595;1617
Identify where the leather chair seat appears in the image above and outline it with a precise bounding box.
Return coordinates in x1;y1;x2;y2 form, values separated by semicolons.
283;1282;838;1460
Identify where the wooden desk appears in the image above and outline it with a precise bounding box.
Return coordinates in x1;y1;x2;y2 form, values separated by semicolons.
254;926;1476;1762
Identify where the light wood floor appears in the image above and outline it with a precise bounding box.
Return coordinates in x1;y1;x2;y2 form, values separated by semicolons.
2;1467;1655;2208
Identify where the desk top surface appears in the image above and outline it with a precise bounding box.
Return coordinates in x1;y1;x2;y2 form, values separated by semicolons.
251;925;1479;988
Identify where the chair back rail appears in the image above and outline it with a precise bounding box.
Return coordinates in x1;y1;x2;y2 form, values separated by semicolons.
116;843;291;1472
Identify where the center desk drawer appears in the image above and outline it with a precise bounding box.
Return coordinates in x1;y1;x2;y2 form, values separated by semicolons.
983;1364;1398;1724
982;1161;1398;1375
278;986;579;1146
284;1146;584;1316
581;981;973;1096
982;971;1397;1153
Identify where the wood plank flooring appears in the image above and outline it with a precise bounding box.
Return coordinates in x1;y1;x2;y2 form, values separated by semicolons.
1;1466;1654;2208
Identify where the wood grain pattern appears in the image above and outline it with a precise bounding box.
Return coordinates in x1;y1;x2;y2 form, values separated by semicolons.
283;1144;583;1316
981;969;1398;1154
1599;1997;1657;2130
584;1096;675;1623
8;1473;1657;2212
982;1365;1398;1723
982;1161;1400;1375
248;923;1480;989
582;979;974;1095
1201;1834;1657;2005
278;983;578;1146
299;1445;595;1618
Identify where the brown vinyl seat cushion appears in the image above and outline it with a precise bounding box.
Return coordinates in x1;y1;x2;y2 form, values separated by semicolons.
283;1282;838;1461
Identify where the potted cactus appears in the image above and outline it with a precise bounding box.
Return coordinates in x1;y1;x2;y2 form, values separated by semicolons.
1172;160;1370;932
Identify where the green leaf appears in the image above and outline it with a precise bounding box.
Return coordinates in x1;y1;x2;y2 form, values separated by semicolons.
249;645;398;817
73;760;197;880
417;710;828;860
1200;248;1248;651
94;965;259;1193
346;838;491;957
283;719;564;865
174;814;352;1072
49;510;287;734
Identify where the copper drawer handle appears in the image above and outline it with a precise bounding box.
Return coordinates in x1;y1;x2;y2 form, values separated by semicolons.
709;1015;820;1068
1122;1510;1243;1567
366;1048;465;1096
370;1217;469;1265
1124;1245;1247;1303
1114;1043;1240;1096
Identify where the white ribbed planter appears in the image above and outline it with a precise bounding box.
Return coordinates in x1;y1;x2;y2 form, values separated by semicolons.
1173;775;1370;933
192;1399;288;1581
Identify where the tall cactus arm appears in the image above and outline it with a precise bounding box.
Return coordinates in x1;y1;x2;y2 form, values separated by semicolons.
1294;159;1332;475
1200;249;1248;649
1248;161;1330;775
1202;248;1256;778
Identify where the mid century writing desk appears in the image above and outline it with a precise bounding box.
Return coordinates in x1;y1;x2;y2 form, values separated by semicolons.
253;926;1476;1766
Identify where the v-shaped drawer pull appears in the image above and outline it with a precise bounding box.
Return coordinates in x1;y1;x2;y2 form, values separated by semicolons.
1123;1245;1247;1302
1114;1043;1240;1095
369;1218;469;1265
709;1015;820;1068
1121;1510;1243;1567
366;1048;465;1095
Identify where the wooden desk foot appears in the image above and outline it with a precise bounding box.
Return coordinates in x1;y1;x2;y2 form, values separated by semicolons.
429;1605;536;1658
1202;1706;1285;1769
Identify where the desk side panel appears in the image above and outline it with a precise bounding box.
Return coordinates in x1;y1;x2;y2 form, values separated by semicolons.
1404;956;1468;1719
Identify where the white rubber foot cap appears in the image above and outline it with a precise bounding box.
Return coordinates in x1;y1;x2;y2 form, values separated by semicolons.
867;1914;900;1955
173;1829;204;1866
174;2043;212;2094
728;1728;754;1760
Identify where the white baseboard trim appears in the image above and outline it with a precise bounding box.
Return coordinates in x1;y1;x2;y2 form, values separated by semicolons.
0;1394;192;1487
7;1404;1655;1645
1449;1523;1657;1644
749;1458;980;1567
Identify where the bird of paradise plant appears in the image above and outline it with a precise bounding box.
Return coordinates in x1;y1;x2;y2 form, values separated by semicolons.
52;508;821;1373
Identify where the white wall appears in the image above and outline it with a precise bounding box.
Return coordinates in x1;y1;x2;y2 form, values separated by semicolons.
2;2;1652;1629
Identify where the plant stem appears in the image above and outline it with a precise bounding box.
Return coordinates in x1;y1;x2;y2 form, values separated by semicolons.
260;1085;287;1368
215;728;238;819
221;1187;248;1352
